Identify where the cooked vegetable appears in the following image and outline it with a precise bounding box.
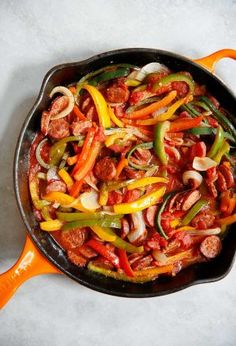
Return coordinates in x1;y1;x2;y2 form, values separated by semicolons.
49;86;75;120
182;199;208;226
207;126;224;158
154;121;170;165
153;73;195;97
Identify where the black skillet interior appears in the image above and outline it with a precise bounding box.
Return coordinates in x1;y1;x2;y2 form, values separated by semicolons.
14;49;236;297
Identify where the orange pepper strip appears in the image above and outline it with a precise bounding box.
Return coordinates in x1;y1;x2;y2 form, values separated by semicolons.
74;140;101;181
69;86;77;95
73;105;87;120
218;214;236;225
69;180;84;198
67;154;79;166
169;116;203;132
115;158;128;180
126;91;177;119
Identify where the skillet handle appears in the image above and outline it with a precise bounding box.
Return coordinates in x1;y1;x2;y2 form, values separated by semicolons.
0;235;60;309
194;49;236;73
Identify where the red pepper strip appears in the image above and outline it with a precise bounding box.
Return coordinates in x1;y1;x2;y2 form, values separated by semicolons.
169;116;203;133
118;249;134;277
69;179;84;198
87;239;120;268
72;127;96;176
73;105;87;120
73;139;101;181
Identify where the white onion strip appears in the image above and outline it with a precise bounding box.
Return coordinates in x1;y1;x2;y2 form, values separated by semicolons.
49;86;75;120
193;157;217;171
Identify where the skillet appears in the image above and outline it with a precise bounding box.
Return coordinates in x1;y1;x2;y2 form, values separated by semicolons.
0;48;235;308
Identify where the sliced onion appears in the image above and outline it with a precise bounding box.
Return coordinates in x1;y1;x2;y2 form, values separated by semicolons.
128;211;146;243
152;250;168;264
144;166;158;177
152;106;168;118
165;145;181;161
79;190;100;210
49;86;75;120
183;170;203;186
47;167;59;182
37;172;47;180
186;227;221;236
84;174;98;191
193;157;217;171
36;139;50;169
135;62;169;81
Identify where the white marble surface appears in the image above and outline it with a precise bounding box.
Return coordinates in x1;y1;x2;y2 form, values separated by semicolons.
0;0;235;345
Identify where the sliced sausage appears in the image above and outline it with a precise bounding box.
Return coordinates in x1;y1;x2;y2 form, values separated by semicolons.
181;190;201;211
61;228;88;249
70;120;92;135
91;258;115;270
191;211;215;229
120;218;130;239
94;157;116;181
106;81;129;103
41;111;51;135
135;147;152;162
125;167;145;179
49;96;68;117
107;191;123;206
67;250;87;267
200;235;222;259
219;164;234;188
143;206;158;228
207;182;218;198
123;189;141;203
171;81;189;97
46;180;67;194
216;172;227;192
48;119;70;139
132;255;153;271
78;245;97;259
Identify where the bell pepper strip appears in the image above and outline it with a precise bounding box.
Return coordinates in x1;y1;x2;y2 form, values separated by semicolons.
126;91;177;119
43;191;85;211
29;180;50;210
73;140;101;181
218;214;236;226
105;131;128;147
67;154;79;166
168;116;203;133
111;237;144;254
72;104;87;120
207;126;224;158
212;140;230;164
40;220;63;231
127;142;154;170
187;127;215;136
82;85;111;128
69;86;77;95
69;180;84;198
62;217;121;231
108;106;124;128
220;191;236;216
191;101;210;112
57;211;123;221
182;103;200;117
90;225;117;242
154;121;170;165
88;262;173;282
155;192;175;239
182;199;208;226
58;168;74;189
126;96;160;114
200;96;236;142
136;97;189;126
125;79;141;87
113;186;166;214
99;183;109;206
174;226;196;232
89;67;130;85
118;249;134;277
115;158;128;180
127;177;168;190
86;239;120;268
153;73;195;98
49;136;83;166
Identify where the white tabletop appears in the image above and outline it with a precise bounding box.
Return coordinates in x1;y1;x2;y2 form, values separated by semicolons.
0;1;235;345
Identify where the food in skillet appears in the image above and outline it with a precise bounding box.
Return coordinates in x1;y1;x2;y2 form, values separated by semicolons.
29;62;236;282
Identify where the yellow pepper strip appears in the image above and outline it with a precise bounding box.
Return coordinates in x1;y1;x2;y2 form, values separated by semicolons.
134;264;174;277
125;79;141;87
108;106;124;127
41;206;52;221
213;140;230;164
90;225;117;242
105;132;127;147
127;176;168;190
219;213;236;226
170;219;180;228
175;226;196;232
136;97;189;126
43;192;85;211
113;186;166;214
58;168;74;188
82;85;111;128
99;186;108;206
40;220;63;231
29;180;49;210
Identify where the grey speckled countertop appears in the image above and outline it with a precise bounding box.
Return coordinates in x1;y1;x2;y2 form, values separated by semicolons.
0;1;235;345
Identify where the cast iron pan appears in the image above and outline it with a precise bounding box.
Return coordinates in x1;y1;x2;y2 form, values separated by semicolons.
0;48;236;308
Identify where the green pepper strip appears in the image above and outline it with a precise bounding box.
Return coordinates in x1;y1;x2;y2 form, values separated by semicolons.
49;136;83;166
57;211;124;222
182;104;200;117
200;97;236;142
154;121;170;165
182;199;208;226
156;192;174;240
89;67;130;86
111;237;144;254
62;217;121;231
207;126;224;158
191;101;210;112
187;127;234;142
213;140;230;164
127;142;154;171
153;73;195;96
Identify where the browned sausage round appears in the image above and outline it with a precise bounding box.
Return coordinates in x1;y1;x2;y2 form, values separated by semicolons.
41;111;51;135
67;250;87;267
200;235;222;259
46;180;67;194
70;120;92;135
191;211;215;229
121;218;130;239
143;206;158;227
219;164;234;188
48;119;70;139
61;228;88;249
216;171;227;192
106;81;129;103
94;157;116;181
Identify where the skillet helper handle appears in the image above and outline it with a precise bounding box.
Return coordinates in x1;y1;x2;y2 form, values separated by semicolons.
0;235;60;309
194;49;236;73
